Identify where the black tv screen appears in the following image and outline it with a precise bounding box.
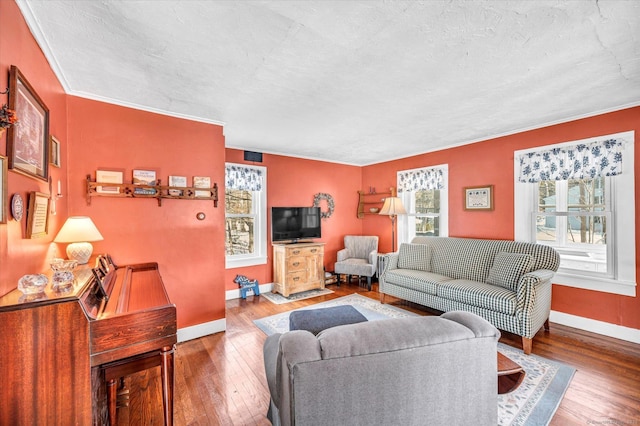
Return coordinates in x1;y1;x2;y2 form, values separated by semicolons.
271;207;321;242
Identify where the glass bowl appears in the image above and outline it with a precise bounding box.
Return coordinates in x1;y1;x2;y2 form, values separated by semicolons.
50;258;78;289
50;258;78;272
18;274;49;294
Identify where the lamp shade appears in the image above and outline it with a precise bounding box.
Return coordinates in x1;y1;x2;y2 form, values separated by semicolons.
54;216;104;243
379;197;407;216
54;216;104;264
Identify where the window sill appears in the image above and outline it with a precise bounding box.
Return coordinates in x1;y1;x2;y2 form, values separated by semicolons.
553;271;636;296
226;255;267;269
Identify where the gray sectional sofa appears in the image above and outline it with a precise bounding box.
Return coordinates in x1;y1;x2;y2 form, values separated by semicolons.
379;237;560;354
263;311;500;426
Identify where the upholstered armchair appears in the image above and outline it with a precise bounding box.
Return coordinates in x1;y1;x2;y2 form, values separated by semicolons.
334;235;378;290
263;311;500;426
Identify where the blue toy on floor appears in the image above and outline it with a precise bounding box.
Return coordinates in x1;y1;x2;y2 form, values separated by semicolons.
234;274;260;299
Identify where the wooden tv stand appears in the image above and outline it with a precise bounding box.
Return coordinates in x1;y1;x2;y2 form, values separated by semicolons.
272;242;325;297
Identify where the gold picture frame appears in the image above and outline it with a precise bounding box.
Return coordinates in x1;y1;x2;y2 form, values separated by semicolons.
0;155;7;224
464;185;494;211
50;135;61;167
26;191;50;238
7;65;50;182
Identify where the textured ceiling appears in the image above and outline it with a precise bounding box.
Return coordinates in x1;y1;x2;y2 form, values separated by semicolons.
16;0;640;165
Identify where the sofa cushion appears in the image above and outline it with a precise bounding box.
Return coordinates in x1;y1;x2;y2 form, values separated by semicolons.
335;258;376;277
437;279;517;315
424;238;503;282
384;269;451;295
398;243;431;272
486;252;534;291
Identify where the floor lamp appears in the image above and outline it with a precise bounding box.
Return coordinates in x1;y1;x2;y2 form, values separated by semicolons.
379;196;406;252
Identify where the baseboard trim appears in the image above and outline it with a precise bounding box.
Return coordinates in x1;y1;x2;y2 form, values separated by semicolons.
177;318;226;343
550;310;640;344
225;283;273;300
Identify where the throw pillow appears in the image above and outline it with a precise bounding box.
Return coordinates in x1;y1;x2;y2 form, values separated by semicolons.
486;252;534;291
398;243;431;272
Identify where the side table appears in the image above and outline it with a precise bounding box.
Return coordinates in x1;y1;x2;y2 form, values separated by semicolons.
497;352;526;394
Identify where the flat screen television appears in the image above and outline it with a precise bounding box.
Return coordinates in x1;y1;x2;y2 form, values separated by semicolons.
271;207;321;242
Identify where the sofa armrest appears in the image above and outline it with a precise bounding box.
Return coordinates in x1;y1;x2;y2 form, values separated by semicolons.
515;269;555;336
378;253;398;286
516;269;554;306
368;250;378;265
517;269;555;299
441;311;500;340
268;331;322;425
263;333;283;405
384;253;399;272
336;248;351;262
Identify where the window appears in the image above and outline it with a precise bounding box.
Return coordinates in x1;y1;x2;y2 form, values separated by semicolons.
225;163;267;268
536;177;610;275
515;131;635;296
397;165;448;245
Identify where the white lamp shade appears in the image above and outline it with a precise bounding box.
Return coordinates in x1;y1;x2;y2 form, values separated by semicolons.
54;216;104;243
379;197;407;216
54;216;104;264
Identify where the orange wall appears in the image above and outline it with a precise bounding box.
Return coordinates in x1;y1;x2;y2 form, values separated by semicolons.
0;0;68;297
1;0;226;330
2;0;638;335
67;97;226;328
363;106;640;330
223;149;362;290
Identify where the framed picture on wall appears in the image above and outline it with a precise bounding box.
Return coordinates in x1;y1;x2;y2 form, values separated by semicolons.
0;155;7;224
168;175;187;196
96;169;124;194
7;65;50;182
26;191;50;238
464;185;494;211
193;176;211;197
133;169;157;195
50;135;61;167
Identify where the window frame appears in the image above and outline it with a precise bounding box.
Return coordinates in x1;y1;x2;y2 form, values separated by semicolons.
514;131;636;296
397;164;449;246
225;163;268;269
534;177;612;278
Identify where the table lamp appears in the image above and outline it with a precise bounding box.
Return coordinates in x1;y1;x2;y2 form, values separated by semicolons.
379;197;406;252
54;216;104;264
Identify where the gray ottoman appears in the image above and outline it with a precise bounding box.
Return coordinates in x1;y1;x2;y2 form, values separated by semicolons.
289;305;367;335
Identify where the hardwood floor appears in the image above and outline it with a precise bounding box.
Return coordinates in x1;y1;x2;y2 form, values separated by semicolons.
119;282;640;425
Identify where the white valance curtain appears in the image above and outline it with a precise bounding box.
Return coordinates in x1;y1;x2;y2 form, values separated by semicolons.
225;164;263;191
398;167;445;192
517;138;625;183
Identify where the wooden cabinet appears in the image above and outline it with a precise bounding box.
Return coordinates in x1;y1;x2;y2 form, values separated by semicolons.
357;187;396;218
272;243;325;297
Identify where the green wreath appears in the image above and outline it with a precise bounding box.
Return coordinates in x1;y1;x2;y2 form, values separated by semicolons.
313;193;335;219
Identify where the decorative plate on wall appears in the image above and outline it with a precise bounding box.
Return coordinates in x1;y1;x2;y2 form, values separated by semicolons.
11;193;24;221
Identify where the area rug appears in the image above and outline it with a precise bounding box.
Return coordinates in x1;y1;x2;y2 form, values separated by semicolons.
254;294;575;426
260;288;334;304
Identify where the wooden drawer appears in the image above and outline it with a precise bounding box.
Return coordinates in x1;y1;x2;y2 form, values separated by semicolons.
286;246;323;257
285;270;307;286
286;256;306;271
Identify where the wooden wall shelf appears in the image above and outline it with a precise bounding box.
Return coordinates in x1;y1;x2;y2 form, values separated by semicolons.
86;175;218;207
357;187;396;218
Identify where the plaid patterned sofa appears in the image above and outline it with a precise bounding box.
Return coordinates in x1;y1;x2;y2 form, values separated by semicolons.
379;237;560;354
